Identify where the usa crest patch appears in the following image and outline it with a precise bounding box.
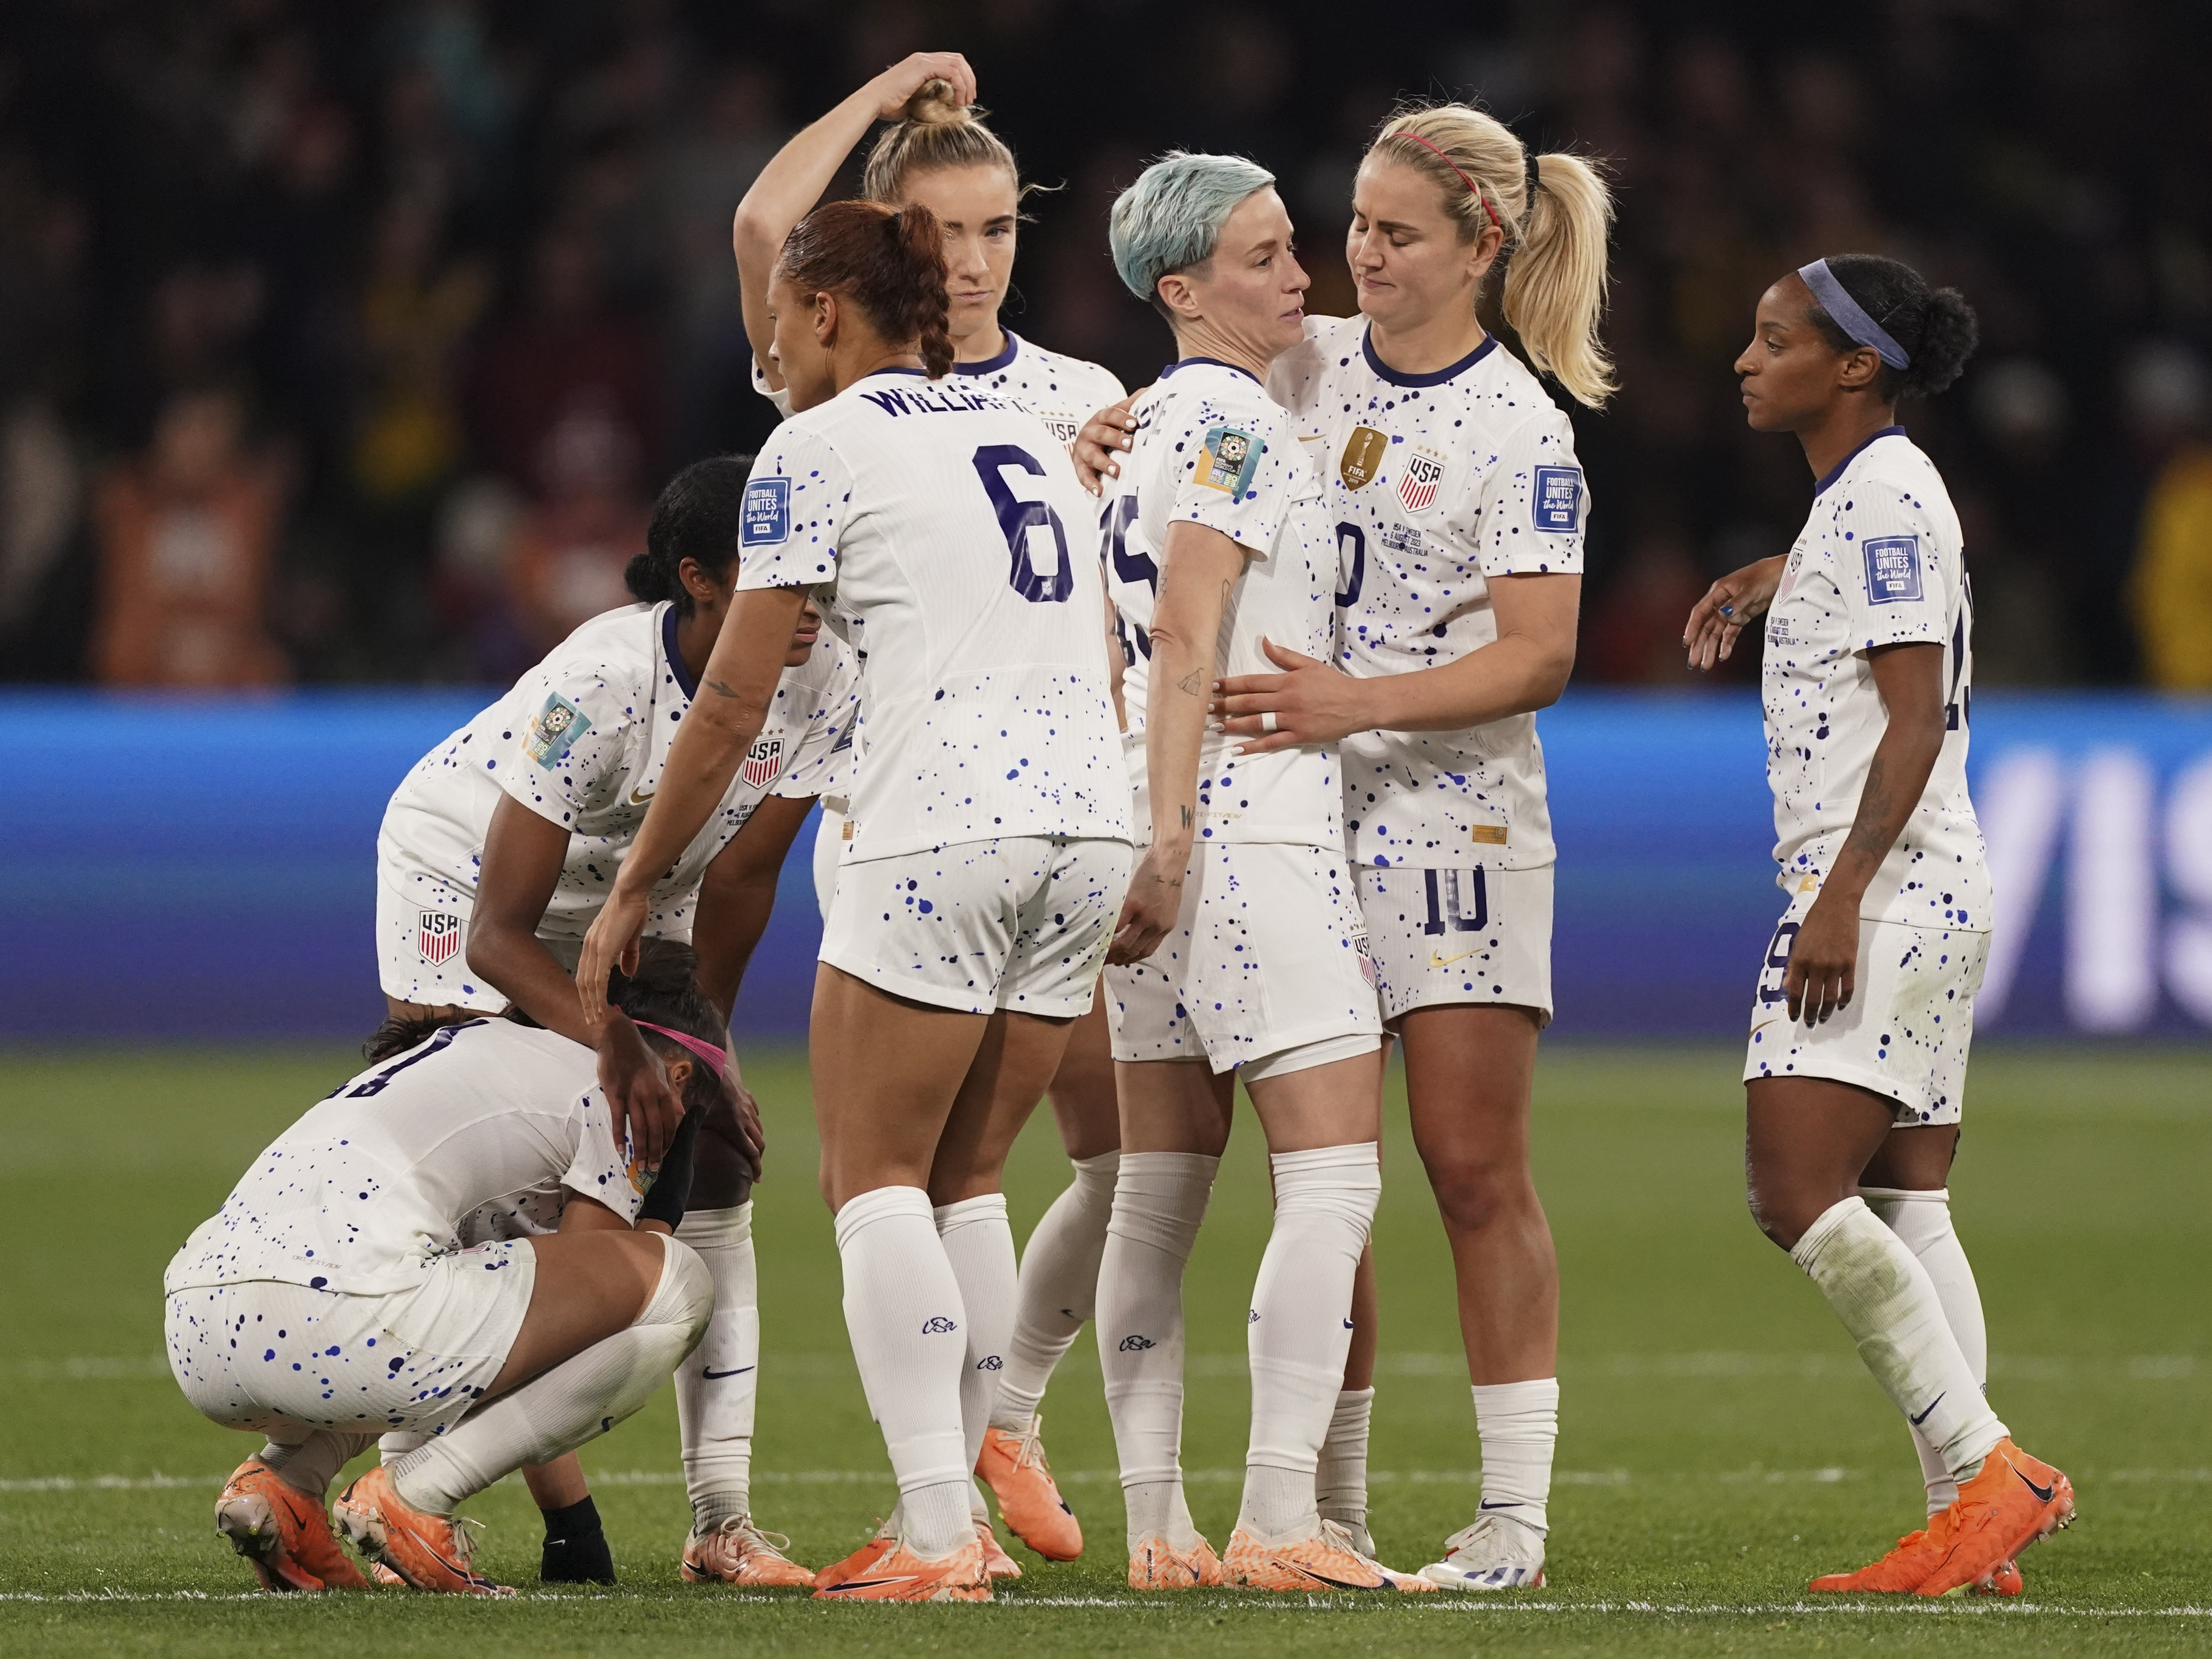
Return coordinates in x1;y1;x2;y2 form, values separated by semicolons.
1196;426;1260;495
417;911;462;966
740;734;784;788
524;693;592;769
1397;449;1446;513
1863;535;1922;604
741;477;790;547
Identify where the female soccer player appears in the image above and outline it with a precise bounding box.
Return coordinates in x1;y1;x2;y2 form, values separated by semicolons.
1682;253;2072;1596
168;943;729;1597
1082;104;1612;1591
375;455;856;1586
731;50;1129;1563
577;197;1128;1602
1088;150;1426;1596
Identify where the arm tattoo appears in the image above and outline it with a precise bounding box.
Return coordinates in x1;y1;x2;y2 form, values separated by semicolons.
704;677;743;700
1175;668;1204;696
1841;754;1898;869
1179;805;1194;829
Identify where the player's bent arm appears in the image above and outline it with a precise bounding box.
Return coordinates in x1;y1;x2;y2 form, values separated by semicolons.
1685;554;1787;671
731;51;976;392
558;1192;648;1233
691;792;816;1023
1361;571;1581;733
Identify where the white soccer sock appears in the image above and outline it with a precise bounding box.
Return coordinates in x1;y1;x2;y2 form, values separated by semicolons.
376;1431;426;1461
1792;1196;2007;1479
258;1428;375;1498
1863;1186;1989;1515
993;1151;1120;1432
1472;1378;1560;1539
1316;1386;1374;1539
1097;1151;1218;1548
934;1193;1017;1488
836;1185;973;1557
674;1203;758;1535
391;1236;714;1515
1238;1144;1381;1540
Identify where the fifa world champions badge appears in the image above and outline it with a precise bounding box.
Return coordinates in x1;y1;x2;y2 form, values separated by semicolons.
1339;425;1388;489
1197;425;1261;495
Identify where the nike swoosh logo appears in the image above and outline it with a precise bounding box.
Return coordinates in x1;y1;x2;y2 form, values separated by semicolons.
1479;1500;1521;1510
1295;1567;1389;1591
823;1576;915;1594
1909;1392;1945;1427
702;1366;755;1380
1429;949;1479;968
628;785;656;804
2011;1461;2055;1504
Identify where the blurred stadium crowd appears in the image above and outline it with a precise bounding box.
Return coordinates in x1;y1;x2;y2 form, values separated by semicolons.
1;0;2208;690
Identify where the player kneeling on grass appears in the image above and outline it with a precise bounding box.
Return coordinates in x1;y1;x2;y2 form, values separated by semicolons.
163;942;738;1597
1685;253;2072;1598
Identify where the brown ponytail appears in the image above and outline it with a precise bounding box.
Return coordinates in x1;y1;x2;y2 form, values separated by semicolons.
775;198;954;378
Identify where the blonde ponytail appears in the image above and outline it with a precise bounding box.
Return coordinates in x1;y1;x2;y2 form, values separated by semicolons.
1372;104;1617;408
861;79;1022;203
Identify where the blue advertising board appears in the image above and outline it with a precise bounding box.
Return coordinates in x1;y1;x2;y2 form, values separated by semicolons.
5;689;2209;1042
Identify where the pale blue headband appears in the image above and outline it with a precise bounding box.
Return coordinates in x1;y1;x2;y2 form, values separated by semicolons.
1797;259;1910;370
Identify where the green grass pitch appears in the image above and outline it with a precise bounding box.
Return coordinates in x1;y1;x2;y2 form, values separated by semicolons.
2;1041;2207;1656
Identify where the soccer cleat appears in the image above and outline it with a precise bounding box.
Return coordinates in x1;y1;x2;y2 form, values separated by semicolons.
1912;1438;2074;1597
681;1516;815;1587
811;1521;896;1590
977;1517;1022;1579
331;1466;514;1597
1975;1558;2025;1597
1127;1531;1226;1589
1223;1518;1429;1592
1417;1514;1548;1591
976;1416;1082;1561
811;1532;992;1602
369;1562;407;1588
214;1458;370;1594
1808;1526;1948;1593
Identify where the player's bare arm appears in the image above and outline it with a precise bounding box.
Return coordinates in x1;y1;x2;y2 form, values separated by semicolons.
1216;572;1580;753
1784;641;1946;1026
1683;554;1788;670
1109;522;1245;966
575;585;809;1023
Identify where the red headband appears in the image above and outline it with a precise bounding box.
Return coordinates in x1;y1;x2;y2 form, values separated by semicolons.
635;1020;730;1075
1395;131;1501;231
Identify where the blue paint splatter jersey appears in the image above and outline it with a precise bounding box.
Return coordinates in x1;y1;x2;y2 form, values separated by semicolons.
1270;316;1585;871
1762;428;1989;929
163;1020;645;1295
735;369;1128;862
1102;357;1341;847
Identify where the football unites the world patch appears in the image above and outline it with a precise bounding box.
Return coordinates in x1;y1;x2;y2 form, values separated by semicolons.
1533;465;1583;532
523;693;592;769
740;734;784;788
1339;425;1388;489
1196;425;1260;495
741;476;790;546
416;910;462;966
1397;448;1446;512
1863;534;1923;603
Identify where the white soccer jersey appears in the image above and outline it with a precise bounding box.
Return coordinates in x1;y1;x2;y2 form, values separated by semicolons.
380;601;859;948
735;369;1128;860
164;1020;648;1296
752;330;1125;447
1102;357;1340;847
1762;427;1989;929
1269;316;1586;870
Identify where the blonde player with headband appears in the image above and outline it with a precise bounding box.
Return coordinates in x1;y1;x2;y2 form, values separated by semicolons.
731;50;1130;1566
1079;105;1611;1590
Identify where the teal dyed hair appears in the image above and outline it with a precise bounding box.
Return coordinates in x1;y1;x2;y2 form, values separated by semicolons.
1109;151;1276;308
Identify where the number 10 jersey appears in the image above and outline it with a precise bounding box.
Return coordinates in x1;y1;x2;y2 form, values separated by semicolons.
735;368;1128;861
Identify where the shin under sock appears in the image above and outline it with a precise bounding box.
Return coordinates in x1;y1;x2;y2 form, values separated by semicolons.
993;1151;1119;1431
1862;1186;1989;1515
673;1204;759;1535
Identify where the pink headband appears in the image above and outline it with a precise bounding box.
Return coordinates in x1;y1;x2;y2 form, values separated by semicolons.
1395;131;1502;232
634;1020;730;1074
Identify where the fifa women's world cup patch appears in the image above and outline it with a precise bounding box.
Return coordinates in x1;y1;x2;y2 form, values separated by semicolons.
524;692;592;768
1397;447;1447;513
1197;426;1261;495
1339;425;1388;489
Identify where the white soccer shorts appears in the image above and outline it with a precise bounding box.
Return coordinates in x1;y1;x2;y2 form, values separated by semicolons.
1357;862;1554;1026
818;835;1131;1017
1741;888;1990;1125
1105;841;1382;1071
374;872;509;1012
165;1240;537;1437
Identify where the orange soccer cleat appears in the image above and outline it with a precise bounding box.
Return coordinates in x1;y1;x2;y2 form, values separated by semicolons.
976;1417;1082;1561
811;1531;992;1603
681;1516;815;1587
1912;1438;2074;1597
1976;1558;2026;1597
214;1458;370;1594
1127;1531;1226;1589
331;1466;513;1597
1811;1527;2029;1596
976;1517;1022;1579
1222;1519;1434;1593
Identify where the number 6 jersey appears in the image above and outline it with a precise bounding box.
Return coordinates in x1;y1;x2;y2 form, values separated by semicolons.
735;369;1128;860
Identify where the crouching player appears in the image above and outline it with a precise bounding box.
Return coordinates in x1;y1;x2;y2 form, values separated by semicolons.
164;944;734;1596
373;454;856;1585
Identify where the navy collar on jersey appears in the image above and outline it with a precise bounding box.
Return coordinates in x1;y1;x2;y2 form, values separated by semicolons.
861;366;930;379
662;602;699;702
1361;325;1498;388
1813;424;1908;498
1159;355;1260;384
953;330;1022;375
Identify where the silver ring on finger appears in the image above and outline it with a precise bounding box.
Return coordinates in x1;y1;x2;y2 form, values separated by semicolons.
1260;710;1278;734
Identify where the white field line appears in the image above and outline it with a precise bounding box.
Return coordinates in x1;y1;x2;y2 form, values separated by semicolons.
0;1589;2206;1617
8;1465;2209;1495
